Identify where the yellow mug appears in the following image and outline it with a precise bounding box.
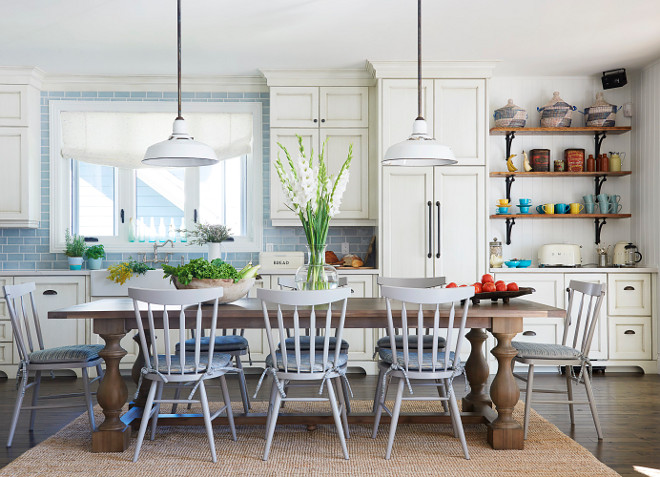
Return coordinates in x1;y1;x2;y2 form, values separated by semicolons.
542;203;554;214
569;202;584;214
498;199;510;206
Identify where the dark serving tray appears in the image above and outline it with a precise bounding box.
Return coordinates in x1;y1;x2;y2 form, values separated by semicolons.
469;287;535;304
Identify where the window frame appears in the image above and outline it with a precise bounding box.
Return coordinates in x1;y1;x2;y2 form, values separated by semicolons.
49;100;263;254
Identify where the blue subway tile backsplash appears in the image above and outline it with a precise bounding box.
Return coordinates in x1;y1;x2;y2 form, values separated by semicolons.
0;90;375;271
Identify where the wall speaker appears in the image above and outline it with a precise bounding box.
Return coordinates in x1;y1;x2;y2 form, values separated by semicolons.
601;69;627;89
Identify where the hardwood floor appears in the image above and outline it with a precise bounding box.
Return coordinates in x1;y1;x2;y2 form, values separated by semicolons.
0;371;658;476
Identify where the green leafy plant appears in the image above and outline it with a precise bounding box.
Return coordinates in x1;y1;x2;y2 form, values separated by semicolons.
180;223;232;246
161;258;260;286
85;244;105;260
106;259;154;285
64;229;87;257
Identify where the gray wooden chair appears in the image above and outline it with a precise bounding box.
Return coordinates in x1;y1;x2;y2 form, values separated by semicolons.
512;280;605;440
3;282;104;448
129;287;236;463
372;284;474;460
255;286;352;461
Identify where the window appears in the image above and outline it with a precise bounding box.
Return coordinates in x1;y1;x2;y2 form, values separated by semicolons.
50;100;262;253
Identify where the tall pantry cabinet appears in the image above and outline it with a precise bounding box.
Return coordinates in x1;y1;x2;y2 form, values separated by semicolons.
372;63;492;284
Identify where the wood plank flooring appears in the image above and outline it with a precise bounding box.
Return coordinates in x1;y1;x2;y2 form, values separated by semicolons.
0;371;658;476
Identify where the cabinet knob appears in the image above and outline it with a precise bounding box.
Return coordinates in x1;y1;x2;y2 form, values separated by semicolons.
43;289;58;296
313;119;318;123
321;119;326;123
624;329;635;335
623;285;635;291
522;330;536;336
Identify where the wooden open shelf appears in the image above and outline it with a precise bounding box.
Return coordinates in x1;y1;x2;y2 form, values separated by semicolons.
490;171;631;178
490;213;631;219
490;126;631;135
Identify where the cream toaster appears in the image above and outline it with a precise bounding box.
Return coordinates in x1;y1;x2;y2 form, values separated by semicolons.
538;244;582;267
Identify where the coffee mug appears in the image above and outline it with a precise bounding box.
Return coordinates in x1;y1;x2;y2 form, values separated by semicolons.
596;193;609;204
542;203;554;214
519;198;532;206
598;200;610;214
584;202;595;214
610;203;623;213
610;194;621;204
555;203;569;214
498;199;510;206
583;194;595;203
535;205;545;214
569;202;584;214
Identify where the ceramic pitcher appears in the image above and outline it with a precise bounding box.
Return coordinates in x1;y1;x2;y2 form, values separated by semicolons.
609;152;625;172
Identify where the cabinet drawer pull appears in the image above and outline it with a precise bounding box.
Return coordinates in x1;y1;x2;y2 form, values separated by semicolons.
43;290;58;296
624;329;635;335
623;285;635;291
427;201;433;258
321;118;326;123
522;330;536;337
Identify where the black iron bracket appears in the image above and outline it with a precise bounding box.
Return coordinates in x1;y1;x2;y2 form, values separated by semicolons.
594;175;607;196
594;218;607;244
505;175;515;202
505;131;516;159
594;131;607;158
505;217;515;245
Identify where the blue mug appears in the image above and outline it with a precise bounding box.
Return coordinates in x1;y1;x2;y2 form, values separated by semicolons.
519;198;532;206
555;203;569;214
497;206;510;214
535;205;545;214
585;202;595;214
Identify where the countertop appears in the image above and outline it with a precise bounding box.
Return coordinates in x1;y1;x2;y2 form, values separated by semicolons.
490;267;657;273
0;270;91;276
258;268;380;275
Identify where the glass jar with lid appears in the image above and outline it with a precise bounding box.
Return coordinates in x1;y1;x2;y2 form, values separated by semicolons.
489;237;503;268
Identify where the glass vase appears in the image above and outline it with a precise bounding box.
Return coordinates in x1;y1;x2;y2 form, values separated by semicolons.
295;244;338;290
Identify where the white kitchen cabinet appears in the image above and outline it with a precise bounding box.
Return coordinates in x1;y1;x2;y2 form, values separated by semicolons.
382;166;485;284
0;85;31;127
608;273;652;316
0;275;12;366
609;316;653;361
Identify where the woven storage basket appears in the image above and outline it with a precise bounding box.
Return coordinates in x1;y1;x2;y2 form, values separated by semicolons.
537;91;576;127
583;92;619;127
494;99;527;128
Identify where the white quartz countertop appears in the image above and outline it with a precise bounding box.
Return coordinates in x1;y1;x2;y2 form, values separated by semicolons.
0;270;91;276
490;267;657;273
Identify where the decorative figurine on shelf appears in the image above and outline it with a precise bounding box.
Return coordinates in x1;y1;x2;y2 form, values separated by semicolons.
523;150;532;172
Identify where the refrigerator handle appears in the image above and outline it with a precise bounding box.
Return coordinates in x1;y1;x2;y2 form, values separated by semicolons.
427;201;433;258
436;201;441;258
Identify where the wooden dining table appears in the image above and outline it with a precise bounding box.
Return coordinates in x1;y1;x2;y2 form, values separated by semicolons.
49;296;565;453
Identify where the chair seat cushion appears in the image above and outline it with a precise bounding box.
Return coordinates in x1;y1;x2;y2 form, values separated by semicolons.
176;335;249;353
376;335;446;350
279;336;349;352
149;353;232;374
266;351;348;372
377;348;456;371
28;344;104;364
512;341;582;360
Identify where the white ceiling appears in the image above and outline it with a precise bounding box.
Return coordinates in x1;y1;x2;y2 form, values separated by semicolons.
2;0;660;77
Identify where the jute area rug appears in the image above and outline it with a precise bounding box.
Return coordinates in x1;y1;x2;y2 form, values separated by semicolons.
0;400;618;477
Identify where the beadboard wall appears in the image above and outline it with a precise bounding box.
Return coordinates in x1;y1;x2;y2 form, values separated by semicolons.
489;77;633;266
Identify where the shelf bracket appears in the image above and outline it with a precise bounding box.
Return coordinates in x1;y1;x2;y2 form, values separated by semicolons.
594;131;607;158
505;131;516;159
594;218;607;244
594;175;607;196
505;175;515;202
505;217;515;245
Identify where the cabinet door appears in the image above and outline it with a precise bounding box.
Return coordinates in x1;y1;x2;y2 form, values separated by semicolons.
564;274;607;360
270;87;319;128
433;166;485;284
433;79;485;166
609;316;652;360
608;273;652;316
319;87;369;128
270;128;319;220
244;276;270;361
381;79;434;151
0;127;33;225
0;276;14;364
321;128;369;219
0;85;30;126
382;166;435;278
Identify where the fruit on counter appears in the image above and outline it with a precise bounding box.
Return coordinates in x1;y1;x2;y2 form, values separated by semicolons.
507;282;519;291
482;282;496;293
459;284;468;287
523;150;532;172
495;280;505;287
495;281;507;292
325;250;339;264
481;274;494;283
506;154;518;172
446;282;458;288
473;283;483;293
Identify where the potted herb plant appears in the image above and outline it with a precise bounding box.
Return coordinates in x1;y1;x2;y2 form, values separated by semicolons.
180;222;233;261
85;244;105;270
64;229;88;270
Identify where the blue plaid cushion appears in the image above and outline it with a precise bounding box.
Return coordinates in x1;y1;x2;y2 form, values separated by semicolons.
266;351;348;372
176;335;249;353
377;335;446;350
378;348;456;371
512;341;582;360
279;336;349;352
149;353;232;374
29;344;104;364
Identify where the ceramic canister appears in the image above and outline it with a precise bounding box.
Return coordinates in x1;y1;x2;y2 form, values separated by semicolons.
529;149;550;171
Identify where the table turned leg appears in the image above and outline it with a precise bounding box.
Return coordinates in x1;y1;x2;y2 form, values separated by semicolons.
92;331;130;453
488;329;524;450
462;328;492;413
131;333;151;409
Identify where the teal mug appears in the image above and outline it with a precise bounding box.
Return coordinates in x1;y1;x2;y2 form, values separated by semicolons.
555;203;569;214
585;202;595;214
610;194;621;204
610;203;622;213
535;205;545;214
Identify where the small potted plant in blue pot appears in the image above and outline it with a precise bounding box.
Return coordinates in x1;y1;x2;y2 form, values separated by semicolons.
64;229;87;270
85;244;105;270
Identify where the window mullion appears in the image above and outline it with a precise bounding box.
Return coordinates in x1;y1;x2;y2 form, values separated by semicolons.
116;168;135;243
185;168;200;228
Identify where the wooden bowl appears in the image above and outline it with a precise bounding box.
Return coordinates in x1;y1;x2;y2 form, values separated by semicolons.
172;277;255;303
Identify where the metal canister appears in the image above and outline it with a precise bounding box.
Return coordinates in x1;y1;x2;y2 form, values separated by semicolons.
564;148;585;172
529;149;550;171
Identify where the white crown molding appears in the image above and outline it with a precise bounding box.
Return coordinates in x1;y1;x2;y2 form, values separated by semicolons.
260;68;376;87
367;60;498;79
0;66;45;88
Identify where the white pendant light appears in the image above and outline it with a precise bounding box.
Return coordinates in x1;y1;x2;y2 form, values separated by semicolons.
142;0;218;167
383;0;457;167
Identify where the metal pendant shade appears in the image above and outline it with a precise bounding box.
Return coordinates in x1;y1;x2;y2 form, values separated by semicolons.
383;0;457;167
142;0;218;167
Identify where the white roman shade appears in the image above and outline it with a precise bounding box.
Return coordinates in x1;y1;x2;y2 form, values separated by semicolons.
60;111;253;168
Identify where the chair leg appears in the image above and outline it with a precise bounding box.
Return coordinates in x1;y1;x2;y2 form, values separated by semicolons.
235;355;251;413
385;377;406;460
583;371;603;440
133;380;158;462
523;364;535;440
263;389;282;461
372;366;385;413
326;379;349;460
150;381;164;441
264;379;279;440
372;371;389;439
334;377;350;439
81;367;96;433
198;380;217;463
171;386;181;413
29;370;42;431
339;374;352;414
444;378;458;438
7;372;28;447
219;375;237;441
447;380;470;460
96;363;104;380
565;366;575;425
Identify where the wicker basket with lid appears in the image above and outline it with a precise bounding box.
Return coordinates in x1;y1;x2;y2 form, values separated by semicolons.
537;91;576;127
494;99;527;128
583;92;619;127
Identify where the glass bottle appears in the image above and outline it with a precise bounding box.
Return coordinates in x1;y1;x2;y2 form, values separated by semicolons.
586;154;596;172
489;237;503;268
148;217;156;242
158;218;166;242
168;218;177;242
137;218;146;242
179;217;187;243
127;217;136;242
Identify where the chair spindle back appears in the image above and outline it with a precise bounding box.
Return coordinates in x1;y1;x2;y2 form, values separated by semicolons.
562;280;606;355
3;282;45;363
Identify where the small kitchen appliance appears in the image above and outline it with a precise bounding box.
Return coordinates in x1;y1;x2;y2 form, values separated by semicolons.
538;244;582;267
612;241;642;267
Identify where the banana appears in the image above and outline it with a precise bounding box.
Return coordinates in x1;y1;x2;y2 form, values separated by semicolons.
506;154;518;172
523;150;532;172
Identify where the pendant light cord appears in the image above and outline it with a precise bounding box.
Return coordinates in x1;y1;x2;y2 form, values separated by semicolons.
417;0;423;121
176;0;183;120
